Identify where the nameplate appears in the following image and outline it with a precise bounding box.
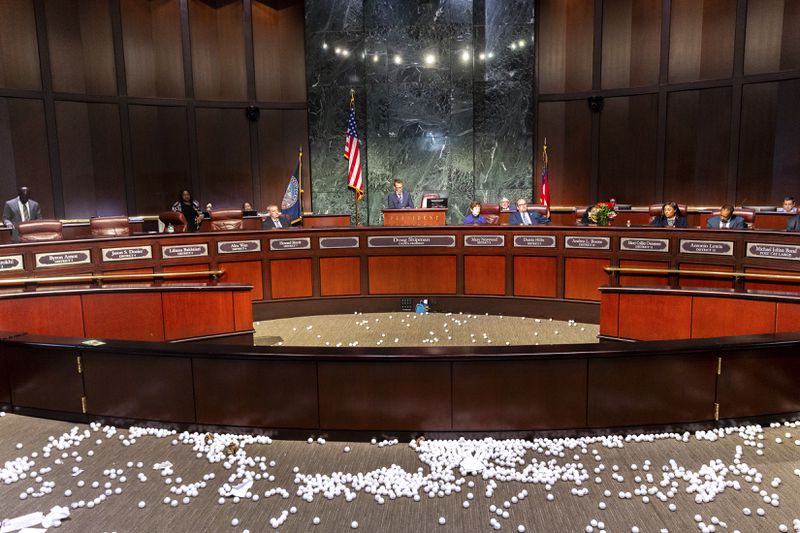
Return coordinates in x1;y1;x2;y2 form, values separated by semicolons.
162;244;209;259
0;254;24;272
513;235;556;248
35;250;91;268
319;236;360;249
620;238;669;252
217;240;261;254
565;236;610;250
680;239;733;256
465;235;505;247
270;237;311;251
102;245;153;262
368;235;456;247
746;242;800;261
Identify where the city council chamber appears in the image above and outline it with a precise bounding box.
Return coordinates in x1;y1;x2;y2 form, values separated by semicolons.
0;1;799;532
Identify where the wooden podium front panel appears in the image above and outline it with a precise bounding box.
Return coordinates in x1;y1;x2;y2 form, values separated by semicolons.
194;358;318;427
691;297;776;338
588;354;717;426
82;293;165;341
513;256;557;297
303;214;351;227
564;258;610;301
619;260;670;286
0;296;84;338
270;258;312;299
318;361;452;430
452;359;587;430
744;268;800;293
82;352;195;422
233;290;253;331
717;348;800;419
218;260;263;300
679;263;735;289
162;291;235;340
5;345;85;414
599;293;619;337
776;302;800;333
618;293;692;340
382;208;447;226
464;255;505;295
320;257;361;296
368;256;456;294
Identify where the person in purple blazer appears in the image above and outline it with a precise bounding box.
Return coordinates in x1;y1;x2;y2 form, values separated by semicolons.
463;201;487;224
386;179;415;209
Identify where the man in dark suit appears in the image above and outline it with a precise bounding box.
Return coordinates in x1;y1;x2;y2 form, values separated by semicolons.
3;186;42;242
262;204;291;229
706;204;746;230
787;214;800;231
386;179;414;209
508;198;550;225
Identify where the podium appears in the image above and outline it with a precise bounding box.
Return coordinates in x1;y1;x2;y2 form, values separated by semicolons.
382;208;447;226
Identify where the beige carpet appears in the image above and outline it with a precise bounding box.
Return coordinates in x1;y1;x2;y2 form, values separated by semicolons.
2;413;800;532
253;312;599;347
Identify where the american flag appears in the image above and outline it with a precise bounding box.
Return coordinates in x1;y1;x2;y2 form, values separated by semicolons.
344;94;364;200
539;139;550;217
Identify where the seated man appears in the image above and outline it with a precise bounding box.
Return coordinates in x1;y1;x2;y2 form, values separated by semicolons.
706;204;746;230
787;213;800;232
262;204;291;229
508;198;550;225
779;196;797;214
386;179;414;209
3;186;42;242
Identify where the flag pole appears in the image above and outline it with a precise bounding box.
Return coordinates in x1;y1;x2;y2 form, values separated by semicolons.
543;137;550;218
298;146;304;219
350;89;360;226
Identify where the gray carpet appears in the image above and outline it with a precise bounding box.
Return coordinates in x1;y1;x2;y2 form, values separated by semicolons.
2;413;800;532
253;312;599;347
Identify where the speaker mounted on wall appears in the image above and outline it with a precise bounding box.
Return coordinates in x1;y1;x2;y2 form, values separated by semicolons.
245;105;260;122
587;96;604;113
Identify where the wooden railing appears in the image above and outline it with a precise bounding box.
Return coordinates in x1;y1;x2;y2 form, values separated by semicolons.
0;270;226;286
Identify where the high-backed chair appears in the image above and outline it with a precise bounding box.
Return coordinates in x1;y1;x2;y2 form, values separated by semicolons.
710;207;756;229
529;204;549;217
419;193;441;208
90;216;130;237
18;220;63;242
210;209;244;231
576;207;588;224
481;203;500;225
648;203;688;223
158;211;188;233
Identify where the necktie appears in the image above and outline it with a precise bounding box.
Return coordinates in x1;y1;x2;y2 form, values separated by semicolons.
275;218;281;228
523;212;531;225
21;202;29;222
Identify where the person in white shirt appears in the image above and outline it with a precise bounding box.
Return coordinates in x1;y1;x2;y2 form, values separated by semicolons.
779;196;797;214
3;186;42;242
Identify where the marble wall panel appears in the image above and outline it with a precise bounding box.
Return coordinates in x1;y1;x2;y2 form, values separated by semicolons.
305;0;534;225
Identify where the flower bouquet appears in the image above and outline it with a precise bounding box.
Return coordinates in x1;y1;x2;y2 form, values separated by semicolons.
588;202;617;226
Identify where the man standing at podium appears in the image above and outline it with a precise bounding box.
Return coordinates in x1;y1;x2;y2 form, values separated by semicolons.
387;179;414;209
3;186;42;242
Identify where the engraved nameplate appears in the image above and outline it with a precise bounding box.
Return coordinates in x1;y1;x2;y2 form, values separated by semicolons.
319;236;360;249
0;254;24;272
564;236;610;250
35;250;91;268
162;243;209;259
746;242;800;261
465;235;505;247
620;238;669;252
367;235;456;247
102;245;153;262
679;239;733;256
270;237;311;251
513;235;556;248
217;240;261;254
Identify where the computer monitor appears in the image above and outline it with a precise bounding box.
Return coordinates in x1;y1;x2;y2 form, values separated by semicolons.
423;197;448;209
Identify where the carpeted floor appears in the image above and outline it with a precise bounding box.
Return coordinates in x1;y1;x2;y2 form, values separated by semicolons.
252;312;599;347
2;413;800;533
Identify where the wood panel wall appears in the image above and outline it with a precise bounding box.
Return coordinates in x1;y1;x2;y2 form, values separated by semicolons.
536;0;800;208
0;0;308;220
